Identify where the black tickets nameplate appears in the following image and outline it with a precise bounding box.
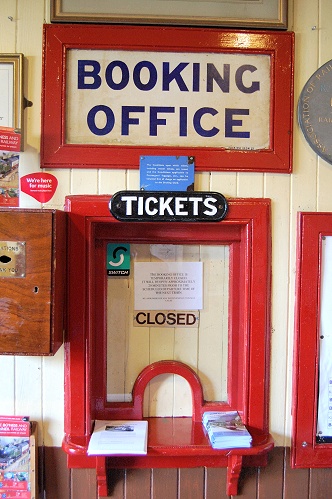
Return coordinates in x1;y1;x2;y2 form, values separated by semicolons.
109;191;228;222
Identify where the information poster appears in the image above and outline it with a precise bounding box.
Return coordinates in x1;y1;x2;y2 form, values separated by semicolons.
0;150;19;206
317;236;332;439
140;155;194;191
134;261;203;310
0;64;14;127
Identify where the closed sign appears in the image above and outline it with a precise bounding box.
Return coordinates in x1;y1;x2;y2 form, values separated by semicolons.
134;311;199;328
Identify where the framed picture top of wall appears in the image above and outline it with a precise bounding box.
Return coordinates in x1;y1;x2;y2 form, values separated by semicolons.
50;0;288;30
41;24;294;173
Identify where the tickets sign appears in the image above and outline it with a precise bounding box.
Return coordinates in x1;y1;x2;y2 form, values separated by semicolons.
109;191;228;222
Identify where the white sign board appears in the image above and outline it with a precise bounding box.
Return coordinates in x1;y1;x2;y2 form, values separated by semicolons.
317;236;332;437
66;49;270;150
134;261;203;310
0;64;14;127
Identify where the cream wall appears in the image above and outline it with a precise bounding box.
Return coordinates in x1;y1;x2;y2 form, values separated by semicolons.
0;0;331;448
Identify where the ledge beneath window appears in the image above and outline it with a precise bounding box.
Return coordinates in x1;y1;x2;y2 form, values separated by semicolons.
64;417;273;497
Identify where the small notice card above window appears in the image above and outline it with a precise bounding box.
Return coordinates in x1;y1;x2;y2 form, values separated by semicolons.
140;155;194;191
134;261;203;310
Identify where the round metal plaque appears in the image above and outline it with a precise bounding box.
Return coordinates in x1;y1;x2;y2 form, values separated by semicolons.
298;60;332;164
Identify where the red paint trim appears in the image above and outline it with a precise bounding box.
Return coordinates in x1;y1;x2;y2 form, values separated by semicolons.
64;195;271;448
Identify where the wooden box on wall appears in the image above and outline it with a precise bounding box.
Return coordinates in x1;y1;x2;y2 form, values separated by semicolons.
0;208;66;355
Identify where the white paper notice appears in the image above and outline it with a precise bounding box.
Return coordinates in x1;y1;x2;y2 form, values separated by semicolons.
317;236;332;437
0;65;14;127
134;261;203;310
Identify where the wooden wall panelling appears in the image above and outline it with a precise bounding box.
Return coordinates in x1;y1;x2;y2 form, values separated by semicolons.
43;447;70;499
178;468;205;499
39;446;332;498
0;1;17;52
71;169;99;195
17;0;44;153
237;466;257;498
0;356;15;413
266;175;291;447
283;449;310;499
204;468;229;499
71;468;97;499
210;172;237;200
151;468;178;499
107;469;125;499
257;447;284;498
317;0;332;212
125;468;151;498
309;468;332;499
98;169;127;196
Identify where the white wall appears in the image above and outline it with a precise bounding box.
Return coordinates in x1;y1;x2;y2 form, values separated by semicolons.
0;0;331;448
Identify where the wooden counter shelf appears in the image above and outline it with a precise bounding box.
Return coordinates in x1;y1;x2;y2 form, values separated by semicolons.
63;360;274;497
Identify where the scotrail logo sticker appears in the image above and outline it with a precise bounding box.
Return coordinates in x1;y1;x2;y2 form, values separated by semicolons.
107;243;130;276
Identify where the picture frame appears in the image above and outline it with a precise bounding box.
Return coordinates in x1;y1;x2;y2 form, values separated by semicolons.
41;24;294;173
0;54;24;148
50;0;288;30
292;213;332;468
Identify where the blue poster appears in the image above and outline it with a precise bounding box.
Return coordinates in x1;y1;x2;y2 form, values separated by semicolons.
140;155;194;191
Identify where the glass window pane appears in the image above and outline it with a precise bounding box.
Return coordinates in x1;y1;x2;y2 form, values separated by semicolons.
106;243;229;415
317;236;332;442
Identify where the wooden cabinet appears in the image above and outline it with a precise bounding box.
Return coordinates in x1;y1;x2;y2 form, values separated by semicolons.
0;208;66;355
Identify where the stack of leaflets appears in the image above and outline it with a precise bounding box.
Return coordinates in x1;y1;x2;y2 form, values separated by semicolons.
203;411;252;450
87;420;148;456
0;416;32;499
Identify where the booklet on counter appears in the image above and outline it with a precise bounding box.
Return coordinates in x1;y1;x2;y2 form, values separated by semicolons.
87;420;148;456
203;411;252;450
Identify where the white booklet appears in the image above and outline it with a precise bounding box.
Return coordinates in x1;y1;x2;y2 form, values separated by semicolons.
87;420;148;455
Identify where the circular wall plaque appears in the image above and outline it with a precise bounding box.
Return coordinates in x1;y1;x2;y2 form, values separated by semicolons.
298;59;332;164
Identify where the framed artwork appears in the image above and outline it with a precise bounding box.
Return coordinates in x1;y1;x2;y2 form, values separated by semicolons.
50;0;288;29
41;25;294;172
0;54;24;143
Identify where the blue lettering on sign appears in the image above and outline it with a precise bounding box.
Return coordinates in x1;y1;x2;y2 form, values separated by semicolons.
78;60;101;89
105;60;129;90
134;61;158;91
193;107;219;137
122;106;145;135
150;107;175;136
162;62;189;91
77;58;260;140
225;109;250;138
87;105;115;135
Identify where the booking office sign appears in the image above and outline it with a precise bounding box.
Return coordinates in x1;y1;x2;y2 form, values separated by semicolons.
66;49;270;150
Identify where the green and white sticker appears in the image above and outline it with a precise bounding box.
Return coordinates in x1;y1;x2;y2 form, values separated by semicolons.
107;243;130;276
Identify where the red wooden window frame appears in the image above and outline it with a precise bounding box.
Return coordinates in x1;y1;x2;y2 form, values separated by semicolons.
292;212;332;468
63;195;272;472
41;25;294;173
